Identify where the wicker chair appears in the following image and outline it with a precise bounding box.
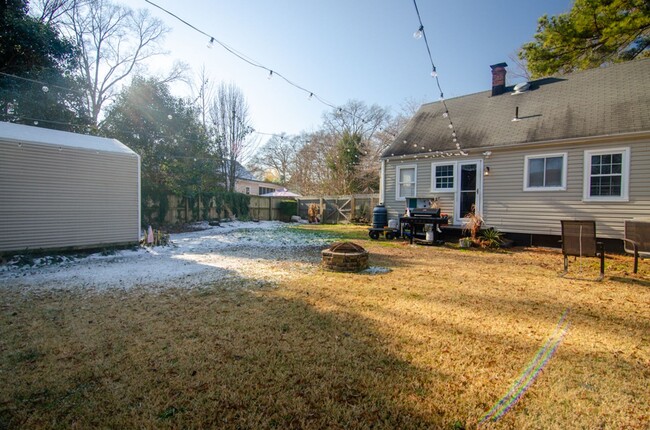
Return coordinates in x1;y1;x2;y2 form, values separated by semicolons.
560;220;605;279
623;220;650;274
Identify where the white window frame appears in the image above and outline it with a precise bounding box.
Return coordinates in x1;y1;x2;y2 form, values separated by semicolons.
523;152;567;191
396;164;417;201
583;147;630;202
431;161;457;192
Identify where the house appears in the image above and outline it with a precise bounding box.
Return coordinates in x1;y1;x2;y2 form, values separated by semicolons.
380;59;650;248
0;122;141;254
232;162;285;196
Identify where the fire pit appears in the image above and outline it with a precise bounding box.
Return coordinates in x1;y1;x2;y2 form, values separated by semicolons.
321;242;369;272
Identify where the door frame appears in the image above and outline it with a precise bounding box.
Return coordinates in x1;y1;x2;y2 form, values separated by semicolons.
454;159;483;225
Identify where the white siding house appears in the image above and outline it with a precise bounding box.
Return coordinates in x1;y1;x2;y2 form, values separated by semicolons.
0;122;141;254
381;59;650;246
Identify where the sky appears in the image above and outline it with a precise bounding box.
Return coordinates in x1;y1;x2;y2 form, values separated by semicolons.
134;0;572;141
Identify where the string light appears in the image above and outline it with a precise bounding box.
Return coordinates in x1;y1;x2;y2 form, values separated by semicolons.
207;37;214;48
411;0;467;156
413;25;424;39
142;0;396;139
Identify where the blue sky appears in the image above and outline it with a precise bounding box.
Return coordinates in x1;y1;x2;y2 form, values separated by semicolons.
136;0;571;137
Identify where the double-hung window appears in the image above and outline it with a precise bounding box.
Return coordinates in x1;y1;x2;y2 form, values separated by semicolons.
431;162;455;192
524;153;567;191
396;165;417;200
583;148;630;201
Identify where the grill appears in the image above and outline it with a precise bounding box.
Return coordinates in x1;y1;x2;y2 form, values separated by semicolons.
400;207;448;245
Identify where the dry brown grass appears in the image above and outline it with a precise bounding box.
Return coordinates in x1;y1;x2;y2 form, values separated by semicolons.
1;225;649;429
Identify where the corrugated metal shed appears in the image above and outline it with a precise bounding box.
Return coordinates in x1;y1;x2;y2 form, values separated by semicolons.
0;122;141;254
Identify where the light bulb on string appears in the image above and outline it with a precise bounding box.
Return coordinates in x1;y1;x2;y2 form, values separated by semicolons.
207;37;214;49
267;70;274;80
430;67;437;78
413;25;423;39
41;86;49;93
308;93;313;100
448;123;453;129
442;111;448;118
439;93;445;101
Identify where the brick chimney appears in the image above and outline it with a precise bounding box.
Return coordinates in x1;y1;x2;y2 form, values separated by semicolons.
490;62;508;96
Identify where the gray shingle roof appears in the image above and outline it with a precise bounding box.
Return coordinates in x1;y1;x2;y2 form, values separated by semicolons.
383;59;650;158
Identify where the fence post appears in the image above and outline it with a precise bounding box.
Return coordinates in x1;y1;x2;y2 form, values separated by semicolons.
268;196;272;221
351;196;356;221
319;198;324;224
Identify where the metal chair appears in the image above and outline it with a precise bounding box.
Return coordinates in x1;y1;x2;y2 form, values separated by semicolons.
623;219;650;273
560;220;605;279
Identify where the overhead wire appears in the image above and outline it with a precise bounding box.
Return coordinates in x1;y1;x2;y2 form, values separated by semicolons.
142;0;393;137
411;0;467;157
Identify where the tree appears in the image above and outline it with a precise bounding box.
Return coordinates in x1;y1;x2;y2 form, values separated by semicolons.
102;77;220;223
519;0;650;78
247;133;299;184
63;0;171;124
321;100;392;194
0;0;91;131
209;82;254;192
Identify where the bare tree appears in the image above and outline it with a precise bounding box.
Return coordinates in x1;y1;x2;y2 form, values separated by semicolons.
323;99;390;140
247;133;300;184
62;0;170;124
190;65;215;129
209;82;254;192
30;0;79;24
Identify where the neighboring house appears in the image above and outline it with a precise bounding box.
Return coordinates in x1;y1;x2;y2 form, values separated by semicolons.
0;122;141;254
232;162;283;196
380;59;650;247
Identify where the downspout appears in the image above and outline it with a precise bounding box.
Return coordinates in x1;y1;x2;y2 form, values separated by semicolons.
380;159;386;204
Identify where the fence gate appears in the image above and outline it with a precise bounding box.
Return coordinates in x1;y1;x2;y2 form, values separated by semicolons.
297;194;379;224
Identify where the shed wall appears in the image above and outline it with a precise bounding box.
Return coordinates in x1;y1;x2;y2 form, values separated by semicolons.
0;140;140;253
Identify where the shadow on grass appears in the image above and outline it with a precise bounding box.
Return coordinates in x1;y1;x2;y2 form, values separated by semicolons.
0;282;449;429
608;276;650;288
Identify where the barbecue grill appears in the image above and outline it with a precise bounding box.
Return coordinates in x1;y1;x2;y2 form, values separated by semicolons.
400;207;448;245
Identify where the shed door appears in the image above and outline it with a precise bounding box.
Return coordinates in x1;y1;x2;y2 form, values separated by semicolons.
455;160;483;224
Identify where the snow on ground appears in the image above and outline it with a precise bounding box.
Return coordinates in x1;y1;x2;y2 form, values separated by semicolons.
0;221;335;292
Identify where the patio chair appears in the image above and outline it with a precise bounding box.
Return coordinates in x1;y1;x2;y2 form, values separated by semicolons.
623;219;650;273
560;220;605;279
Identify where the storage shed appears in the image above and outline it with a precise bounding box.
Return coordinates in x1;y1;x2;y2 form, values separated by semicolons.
0;122;140;254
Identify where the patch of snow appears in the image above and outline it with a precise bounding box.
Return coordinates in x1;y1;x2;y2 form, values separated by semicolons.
361;266;392;275
0;221;334;292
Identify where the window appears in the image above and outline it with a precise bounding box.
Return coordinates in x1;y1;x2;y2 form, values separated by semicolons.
431;162;455;192
396;165;417;200
524;153;567;191
583;148;630;201
245;186;250;195
259;186;276;195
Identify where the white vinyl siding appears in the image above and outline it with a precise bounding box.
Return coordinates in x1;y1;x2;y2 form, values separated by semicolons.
583;148;630;202
1;139;140;253
431;162;456;192
523;153;567;191
396;165;417;201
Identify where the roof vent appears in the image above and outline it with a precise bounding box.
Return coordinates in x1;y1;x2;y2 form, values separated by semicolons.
512;81;530;95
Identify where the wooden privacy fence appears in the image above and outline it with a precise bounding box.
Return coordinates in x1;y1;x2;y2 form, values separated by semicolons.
296;194;380;224
147;195;292;224
248;196;289;221
146;194;379;224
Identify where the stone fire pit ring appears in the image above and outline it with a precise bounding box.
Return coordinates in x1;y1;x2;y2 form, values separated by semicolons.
321;242;369;272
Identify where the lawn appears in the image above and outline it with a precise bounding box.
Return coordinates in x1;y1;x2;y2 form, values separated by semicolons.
1;224;648;429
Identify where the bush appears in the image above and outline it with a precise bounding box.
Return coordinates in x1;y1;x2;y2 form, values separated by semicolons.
278;200;298;221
